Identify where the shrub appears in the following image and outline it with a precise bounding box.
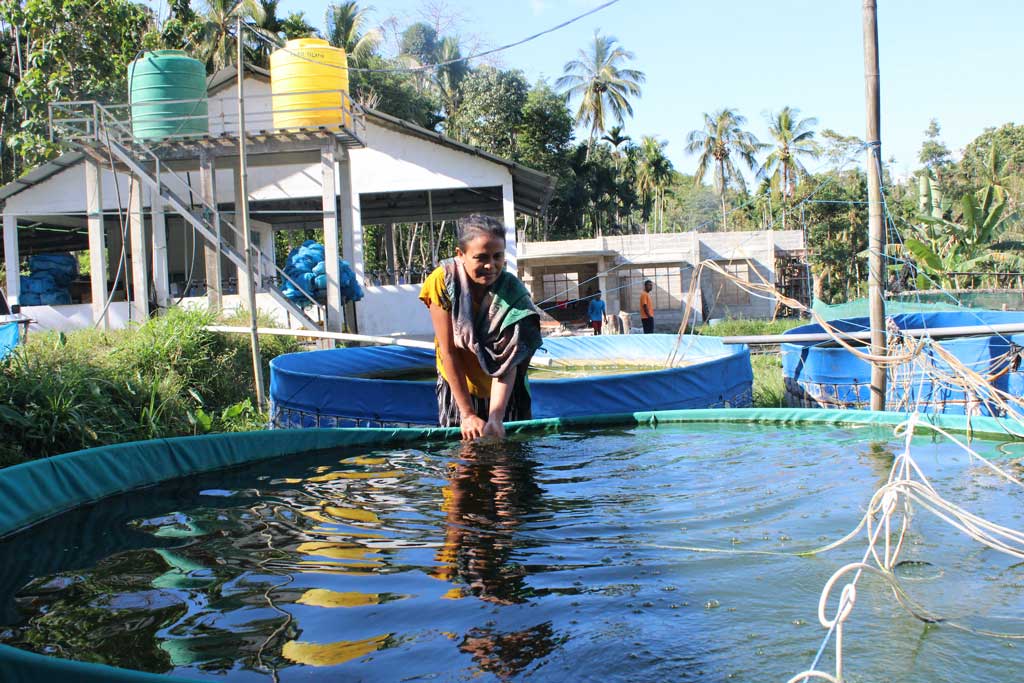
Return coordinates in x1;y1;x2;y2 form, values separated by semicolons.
0;307;301;466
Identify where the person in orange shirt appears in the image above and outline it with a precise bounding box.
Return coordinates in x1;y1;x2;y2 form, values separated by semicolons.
639;279;655;334
419;215;542;440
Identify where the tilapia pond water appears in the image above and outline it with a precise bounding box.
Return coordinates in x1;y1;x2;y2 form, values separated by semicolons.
1;423;1023;682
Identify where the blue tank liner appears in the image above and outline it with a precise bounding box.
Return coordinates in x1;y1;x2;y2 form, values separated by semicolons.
269;334;753;428
0;323;17;360
782;311;1024;415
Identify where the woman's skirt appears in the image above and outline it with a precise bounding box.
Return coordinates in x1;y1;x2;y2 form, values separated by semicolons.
435;367;532;427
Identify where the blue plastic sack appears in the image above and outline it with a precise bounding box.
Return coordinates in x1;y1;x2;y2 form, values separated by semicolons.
21;274;57;295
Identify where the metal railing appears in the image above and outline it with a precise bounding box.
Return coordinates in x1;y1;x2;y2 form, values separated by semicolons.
48;88;366;145
52;100;329;325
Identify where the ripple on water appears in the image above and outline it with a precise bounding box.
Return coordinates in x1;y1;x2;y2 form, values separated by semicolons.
0;424;1022;682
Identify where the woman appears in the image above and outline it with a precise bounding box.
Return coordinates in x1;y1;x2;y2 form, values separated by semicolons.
419;215;542;440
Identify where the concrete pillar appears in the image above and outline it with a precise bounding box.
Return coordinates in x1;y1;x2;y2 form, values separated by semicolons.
502;180;516;273
520;263;536;300
606;269;621;316
128;176;149;322
322;141;343;333
84;159;108;327
339;148;362;282
3;213;18;310
199;148;222;309
251;219;273;291
338;148;362;333
150;185;169;310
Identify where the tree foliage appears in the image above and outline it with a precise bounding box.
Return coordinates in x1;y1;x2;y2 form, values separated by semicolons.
556;31;644;153
517;82;573;176
325;1;381;66
685;108;764;229
448;66;528;160
1;0;151;169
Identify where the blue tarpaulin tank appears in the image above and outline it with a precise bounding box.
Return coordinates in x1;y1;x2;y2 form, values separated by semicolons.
270;334;753;428
0;323;17;360
782;311;1024;416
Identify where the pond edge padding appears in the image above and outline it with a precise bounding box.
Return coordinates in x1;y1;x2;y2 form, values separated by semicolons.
1;407;1022;682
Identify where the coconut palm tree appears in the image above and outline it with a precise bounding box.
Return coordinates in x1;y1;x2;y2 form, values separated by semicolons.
325;1;382;67
196;0;265;72
637;136;673;232
280;12;317;40
758;106;820;228
556;31;644;156
435;35;467;136
248;0;282;67
685;108;764;230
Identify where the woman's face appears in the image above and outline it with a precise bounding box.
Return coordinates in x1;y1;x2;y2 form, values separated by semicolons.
457;234;506;288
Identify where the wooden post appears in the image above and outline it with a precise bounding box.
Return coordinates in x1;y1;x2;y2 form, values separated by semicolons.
237;15;265;409
3;212;19;310
427;190;435;267
84;159;108;327
128;176;149;322
199;147;222;310
864;0;887;411
233;168;250;299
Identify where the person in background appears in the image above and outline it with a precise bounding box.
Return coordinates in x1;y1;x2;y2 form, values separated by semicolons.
587;290;606;335
640;279;655;334
419;215;542;440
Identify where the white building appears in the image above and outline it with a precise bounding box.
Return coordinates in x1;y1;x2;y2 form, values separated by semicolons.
0;65;552;337
519;229;808;330
0;65;807;339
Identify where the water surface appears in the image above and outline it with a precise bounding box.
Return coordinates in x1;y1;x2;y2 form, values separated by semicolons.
1;423;1023;682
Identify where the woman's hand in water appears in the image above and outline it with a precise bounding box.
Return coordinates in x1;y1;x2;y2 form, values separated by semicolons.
482;418;506;440
460;414;486;441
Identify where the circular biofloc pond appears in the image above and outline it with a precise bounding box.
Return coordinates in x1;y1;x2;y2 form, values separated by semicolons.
0;413;1023;682
269;335;753;428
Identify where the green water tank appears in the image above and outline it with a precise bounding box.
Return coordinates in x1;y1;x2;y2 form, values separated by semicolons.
128;50;208;141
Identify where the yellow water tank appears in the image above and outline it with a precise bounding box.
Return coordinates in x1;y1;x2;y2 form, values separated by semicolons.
270;38;350;129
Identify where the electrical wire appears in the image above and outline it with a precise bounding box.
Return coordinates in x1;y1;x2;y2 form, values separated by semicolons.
242;0;624;75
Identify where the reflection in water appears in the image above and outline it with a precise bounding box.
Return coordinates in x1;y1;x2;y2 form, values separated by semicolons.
0;442;559;680
461;622;559;680
434;441;559;679
5;425;1023;682
434;442;542;605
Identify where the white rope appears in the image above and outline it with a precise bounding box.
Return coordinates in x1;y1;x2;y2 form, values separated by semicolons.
790;410;1024;680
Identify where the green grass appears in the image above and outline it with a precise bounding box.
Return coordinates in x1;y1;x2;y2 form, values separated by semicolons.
694;317;805;338
751;353;786;408
0;307;301;467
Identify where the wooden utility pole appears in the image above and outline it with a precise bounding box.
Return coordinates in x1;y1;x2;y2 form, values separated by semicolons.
863;0;887;411
237;17;266;409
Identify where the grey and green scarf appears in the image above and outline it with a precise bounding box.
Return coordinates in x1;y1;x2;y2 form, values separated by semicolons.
442;257;542;378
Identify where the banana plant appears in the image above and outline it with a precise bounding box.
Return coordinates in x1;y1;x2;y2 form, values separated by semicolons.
904;185;1016;288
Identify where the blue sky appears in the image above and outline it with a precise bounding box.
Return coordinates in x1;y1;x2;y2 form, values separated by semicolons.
181;0;1024;179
